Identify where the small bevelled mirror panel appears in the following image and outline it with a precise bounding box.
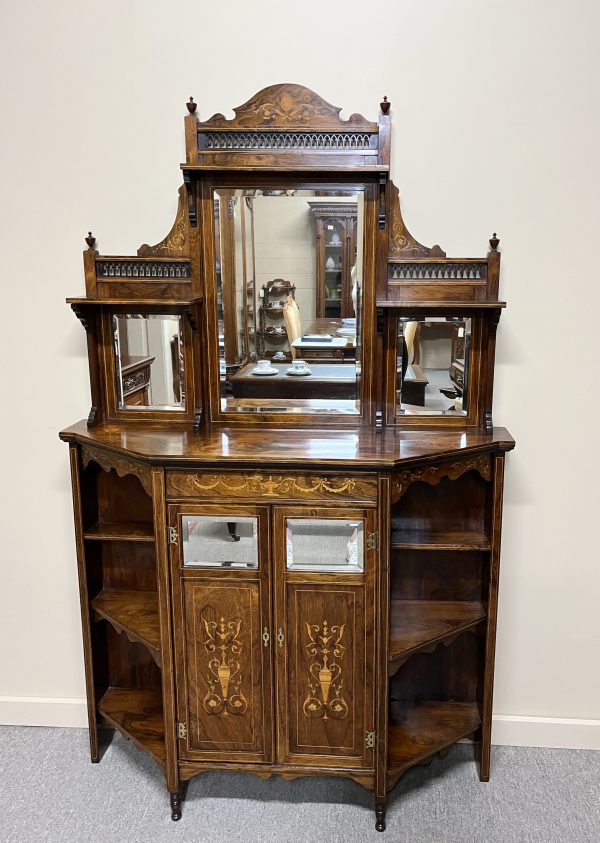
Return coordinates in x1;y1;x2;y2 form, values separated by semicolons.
286;519;363;572
182;515;258;569
397;317;471;416
113;314;185;410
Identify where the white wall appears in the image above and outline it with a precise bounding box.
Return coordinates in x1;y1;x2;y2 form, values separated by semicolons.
1;0;599;747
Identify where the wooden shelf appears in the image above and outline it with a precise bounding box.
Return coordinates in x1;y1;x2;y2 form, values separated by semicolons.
388;700;481;774
391;528;491;551
91;590;161;664
98;687;165;768
389;600;485;669
84;522;155;542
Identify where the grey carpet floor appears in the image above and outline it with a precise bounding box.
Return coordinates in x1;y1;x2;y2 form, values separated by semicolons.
1;726;599;843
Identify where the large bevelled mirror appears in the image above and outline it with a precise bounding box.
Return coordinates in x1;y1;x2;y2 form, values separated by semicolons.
213;188;364;415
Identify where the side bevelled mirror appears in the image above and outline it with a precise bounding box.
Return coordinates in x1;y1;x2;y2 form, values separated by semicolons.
113;313;185;410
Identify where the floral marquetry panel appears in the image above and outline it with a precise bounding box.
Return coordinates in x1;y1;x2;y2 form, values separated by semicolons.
278;583;373;767
180;579;272;763
166;471;377;503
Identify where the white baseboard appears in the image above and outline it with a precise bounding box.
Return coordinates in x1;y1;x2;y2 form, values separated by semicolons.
1;698;599;749
0;696;88;727
492;714;600;750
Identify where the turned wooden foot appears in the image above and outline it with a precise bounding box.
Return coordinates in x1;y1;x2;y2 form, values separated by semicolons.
375;801;387;832
170;790;182;821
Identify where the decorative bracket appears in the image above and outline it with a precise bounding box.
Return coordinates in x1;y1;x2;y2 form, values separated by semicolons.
81;444;153;497
391;453;492;503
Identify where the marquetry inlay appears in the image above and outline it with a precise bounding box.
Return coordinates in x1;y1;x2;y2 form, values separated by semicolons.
202;616;248;717
391;454;492;503
303;621;348;721
80;444;152;497
166;471;377;501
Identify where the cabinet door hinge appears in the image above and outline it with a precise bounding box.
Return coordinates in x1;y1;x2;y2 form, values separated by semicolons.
169;526;178;545
366;730;376;749
177;722;187;739
367;531;378;551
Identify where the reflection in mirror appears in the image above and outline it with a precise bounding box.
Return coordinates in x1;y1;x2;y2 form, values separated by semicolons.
286;519;364;572
213;189;364;415
397;317;471;416
182;515;258;568
113;314;185;410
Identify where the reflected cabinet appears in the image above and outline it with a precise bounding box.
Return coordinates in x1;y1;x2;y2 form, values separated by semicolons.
61;84;514;833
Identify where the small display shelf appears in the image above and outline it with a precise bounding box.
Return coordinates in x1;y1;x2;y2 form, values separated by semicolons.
98;687;166;767
391;527;490;551
91;590;161;664
84;522;155;542
388;700;481;775
389;600;485;671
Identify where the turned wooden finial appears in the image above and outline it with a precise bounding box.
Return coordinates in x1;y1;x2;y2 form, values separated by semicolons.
380;96;390;114
85;231;96;250
186;96;197;115
489;232;500;251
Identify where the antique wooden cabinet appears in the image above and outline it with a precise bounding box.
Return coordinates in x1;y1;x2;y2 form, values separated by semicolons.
309;201;357;318
60;85;514;832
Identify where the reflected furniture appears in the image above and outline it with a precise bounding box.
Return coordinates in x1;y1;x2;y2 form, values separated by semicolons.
120;355;155;406
230;361;357;399
61;84;514;834
257;279;295;360
309;201;358;318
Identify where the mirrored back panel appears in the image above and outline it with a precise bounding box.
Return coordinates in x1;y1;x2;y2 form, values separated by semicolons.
213;188;364;416
113;314;185;410
396;316;471;417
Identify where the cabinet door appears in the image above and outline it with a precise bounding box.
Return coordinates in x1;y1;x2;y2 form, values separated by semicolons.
273;506;376;769
169;504;273;763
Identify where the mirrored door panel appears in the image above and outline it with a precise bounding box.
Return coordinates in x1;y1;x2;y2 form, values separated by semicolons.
397;316;471;416
182;515;258;569
213;188;364;416
113;313;185;410
286;518;364;573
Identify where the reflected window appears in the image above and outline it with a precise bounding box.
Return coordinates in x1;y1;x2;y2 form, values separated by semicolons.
113;314;185;410
286;518;364;572
397;317;471;416
182;515;258;569
213;188;364;415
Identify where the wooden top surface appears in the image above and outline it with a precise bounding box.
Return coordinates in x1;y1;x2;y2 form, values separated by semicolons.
60;420;514;469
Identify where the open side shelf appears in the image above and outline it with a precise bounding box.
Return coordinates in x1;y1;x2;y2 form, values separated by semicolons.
91;590;161;665
389;600;485;672
387;700;481;779
84;522;155;542
391;528;491;551
98;687;165;769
